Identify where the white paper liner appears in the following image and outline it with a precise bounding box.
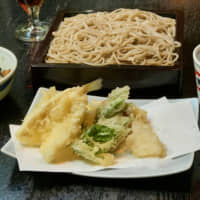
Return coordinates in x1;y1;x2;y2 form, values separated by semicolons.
8;97;200;173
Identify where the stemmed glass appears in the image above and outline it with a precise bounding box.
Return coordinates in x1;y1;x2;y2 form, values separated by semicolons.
15;0;49;42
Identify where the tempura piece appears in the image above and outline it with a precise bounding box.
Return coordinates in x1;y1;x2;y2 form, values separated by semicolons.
40;94;88;163
125;104;166;158
72;124;119;166
73;86;131;165
83;102;98;129
98;86;130;118
16;79;102;147
36;87;59;109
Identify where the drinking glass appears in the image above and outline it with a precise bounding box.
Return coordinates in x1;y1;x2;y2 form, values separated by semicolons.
193;44;200;101
15;0;49;42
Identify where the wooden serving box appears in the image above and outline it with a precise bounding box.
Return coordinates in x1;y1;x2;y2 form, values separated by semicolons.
31;9;183;98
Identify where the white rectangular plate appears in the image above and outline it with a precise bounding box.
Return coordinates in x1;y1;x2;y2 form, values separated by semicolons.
1;87;198;178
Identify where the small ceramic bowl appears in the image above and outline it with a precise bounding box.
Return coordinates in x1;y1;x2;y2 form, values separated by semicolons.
0;47;17;100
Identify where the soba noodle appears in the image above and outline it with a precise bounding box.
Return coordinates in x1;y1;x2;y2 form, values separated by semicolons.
45;9;181;66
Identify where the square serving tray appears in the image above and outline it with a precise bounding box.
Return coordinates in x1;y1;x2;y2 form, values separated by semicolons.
31;9;183;98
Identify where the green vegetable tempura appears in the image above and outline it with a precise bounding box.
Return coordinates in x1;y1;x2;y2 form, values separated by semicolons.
72;86;132;165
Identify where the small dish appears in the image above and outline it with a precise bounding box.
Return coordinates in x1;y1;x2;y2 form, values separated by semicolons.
0;47;17;100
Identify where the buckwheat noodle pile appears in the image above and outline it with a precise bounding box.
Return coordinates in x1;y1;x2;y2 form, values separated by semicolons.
46;9;181;66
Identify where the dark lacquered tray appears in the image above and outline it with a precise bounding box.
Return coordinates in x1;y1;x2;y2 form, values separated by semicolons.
31;9;183;98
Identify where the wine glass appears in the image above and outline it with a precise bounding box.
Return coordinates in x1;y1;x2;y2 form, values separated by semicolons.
15;0;49;42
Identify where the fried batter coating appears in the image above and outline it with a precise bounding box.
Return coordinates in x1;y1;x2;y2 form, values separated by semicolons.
16;79;102;163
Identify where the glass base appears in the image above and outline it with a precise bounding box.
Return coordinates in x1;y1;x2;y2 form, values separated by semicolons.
15;21;49;42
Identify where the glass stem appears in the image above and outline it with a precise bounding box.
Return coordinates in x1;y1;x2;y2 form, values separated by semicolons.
28;6;40;28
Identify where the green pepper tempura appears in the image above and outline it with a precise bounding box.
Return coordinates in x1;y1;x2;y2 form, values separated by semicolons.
72;86;133;165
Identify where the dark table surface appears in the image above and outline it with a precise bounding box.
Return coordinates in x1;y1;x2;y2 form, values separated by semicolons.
0;0;200;199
